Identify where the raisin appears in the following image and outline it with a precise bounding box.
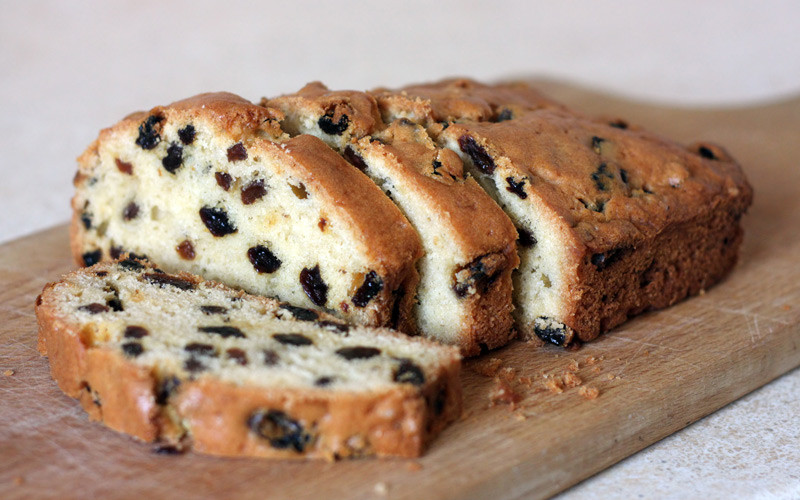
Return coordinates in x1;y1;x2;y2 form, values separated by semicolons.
343;146;368;172
318;110;350;135
178;124;196;145
176;240;195;260
279;304;318;322
315;376;334;387
82;250;102;267
241;180;267;205
698;146;717;160
517;227;537;248
200;305;227;315
184;343;217;356
458;135;495;175
609;119;628;130
591;136;606;154
115;158;133;175
533;317;568;346
95;271;108;277
496;108;513;122
335;346;381;360
199;206;237;236
199;325;246;338
215;172;232;191
135;115;163;150
453;255;502;298
144;272;197;291
390;288;405;330
162;143;183;173
352;271;383;308
263;349;279;366
80;212;92;229
432;386;447;415
248;245;281;273
118;258;145;271
505;177;527;199
227;142;248;162
122;342;144;358
431;160;443;176
226;348;248;366
124;325;149;339
184;357;206;373
394;359;425;386
590;248;624;271
591;163;614;192
79;303;109;314
318;218;327;231
619;168;629;184
290;183;308;199
106;297;124;312
317;321;349;334
300;265;328;307
156;376;181;405
153;444;185;455
247;409;311;452
273;333;314;346
123;201;140;221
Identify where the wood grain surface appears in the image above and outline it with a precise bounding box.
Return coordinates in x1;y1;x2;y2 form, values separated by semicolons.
1;83;799;500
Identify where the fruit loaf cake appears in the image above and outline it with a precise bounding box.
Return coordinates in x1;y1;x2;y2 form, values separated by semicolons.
35;258;462;459
71;92;423;333
267;83;519;356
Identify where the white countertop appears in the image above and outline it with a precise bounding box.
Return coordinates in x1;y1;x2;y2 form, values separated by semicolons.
2;1;798;497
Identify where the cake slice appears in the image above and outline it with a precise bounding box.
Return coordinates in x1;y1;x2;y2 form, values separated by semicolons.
267;84;519;356
35;259;462;459
72;92;422;332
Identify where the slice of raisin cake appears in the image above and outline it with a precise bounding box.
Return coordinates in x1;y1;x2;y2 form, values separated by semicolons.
36;259;461;459
72;92;423;333
267;84;519;356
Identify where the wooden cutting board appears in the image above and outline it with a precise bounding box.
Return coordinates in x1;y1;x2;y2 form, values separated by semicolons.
2;83;799;500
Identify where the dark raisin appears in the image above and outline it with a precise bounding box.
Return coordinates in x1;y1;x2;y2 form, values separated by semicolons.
335;346;381;360
124;325;149;339
534;317;568;346
698;146;717;160
609;119;628;129
453;255;501;298
80;212;92;230
115;158;133;175
184;343;217;356
318;110;350;135
591;136;605;154
200;305;228;315
153;444;185;455
290;183;308;199
431;160;443;176
352;271;383;308
176;240;196;260
516;227;537;248
199;206;237;236
394;359;425;386
226;348;248;366
317;321;349;334
227;142;248;162
122;342;144;358
433;386;447;416
82;250;102;267
241;180;267;205
162;143;183;173
184;357;206;373
458;135;495;175
247;409;311;452
248;245;281;273
156;376;181;405
263;349;279;366
106;297;124;312
318;218;327;231
343;146;369;172
199;325;246;338
95;271;108;277
144;272;197;291
591;163;614;192
79;303;109;314
279;304;319;321
496;108;513;122
178;124;196;145
505;177;527;199
300;265;328;307
110;246;123;260
273;333;314;346
122;201;140;221
315;376;334;387
619;168;629;184
135;115;163;150
390;288;405;329
118;258;145;271
215;172;233;191
590;248;624;271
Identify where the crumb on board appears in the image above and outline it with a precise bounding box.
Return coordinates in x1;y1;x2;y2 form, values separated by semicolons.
579;386;600;400
513;412;527;422
518;375;533;387
584;355;604;365
3;369;14;377
782;304;791;311
490;376;523;408
406;461;423;472
13;476;24;486
545;376;564;394
566;359;580;372
374;482;389;496
473;357;503;377
606;373;616;380
562;371;582;388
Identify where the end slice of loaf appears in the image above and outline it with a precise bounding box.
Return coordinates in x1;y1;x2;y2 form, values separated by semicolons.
72;92;423;332
35;259;462;459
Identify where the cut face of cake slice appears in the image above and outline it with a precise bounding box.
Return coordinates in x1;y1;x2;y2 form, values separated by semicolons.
35;259;462;459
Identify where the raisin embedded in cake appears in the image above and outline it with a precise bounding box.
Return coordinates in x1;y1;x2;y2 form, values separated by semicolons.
35;260;461;459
